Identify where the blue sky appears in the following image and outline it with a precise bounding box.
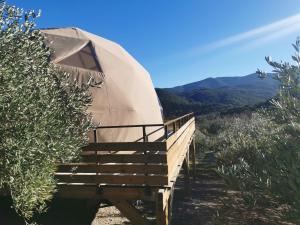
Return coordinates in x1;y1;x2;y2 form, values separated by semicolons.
8;0;300;87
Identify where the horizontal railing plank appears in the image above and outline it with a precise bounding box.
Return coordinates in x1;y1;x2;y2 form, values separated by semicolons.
55;174;168;186
57;163;168;174
81;153;167;164
56;184;157;200
82;142;167;152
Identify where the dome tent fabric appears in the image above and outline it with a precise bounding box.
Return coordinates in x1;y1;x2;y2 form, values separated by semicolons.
41;27;164;142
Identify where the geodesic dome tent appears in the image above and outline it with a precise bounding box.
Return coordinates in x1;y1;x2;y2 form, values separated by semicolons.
41;27;164;142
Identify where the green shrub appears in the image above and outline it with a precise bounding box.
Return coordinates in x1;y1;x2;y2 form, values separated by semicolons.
216;113;281;204
216;39;300;221
0;4;92;223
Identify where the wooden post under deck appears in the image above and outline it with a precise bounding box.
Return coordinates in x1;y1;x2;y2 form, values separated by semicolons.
190;137;196;180
156;189;170;225
183;149;191;195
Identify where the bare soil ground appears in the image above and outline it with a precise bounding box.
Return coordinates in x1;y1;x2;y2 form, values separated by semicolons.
0;152;295;225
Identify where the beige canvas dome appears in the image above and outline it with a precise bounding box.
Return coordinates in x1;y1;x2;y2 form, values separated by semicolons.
41;27;164;142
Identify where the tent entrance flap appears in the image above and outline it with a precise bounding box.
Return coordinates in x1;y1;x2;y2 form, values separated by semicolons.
59;41;102;72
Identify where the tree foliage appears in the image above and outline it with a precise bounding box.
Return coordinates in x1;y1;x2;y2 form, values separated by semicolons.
0;4;92;222
216;114;281;204
216;39;300;221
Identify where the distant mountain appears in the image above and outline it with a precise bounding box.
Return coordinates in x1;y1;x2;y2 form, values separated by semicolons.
156;73;279;117
167;73;278;93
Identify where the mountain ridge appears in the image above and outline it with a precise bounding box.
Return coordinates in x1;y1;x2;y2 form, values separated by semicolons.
156;73;279;117
165;73;278;93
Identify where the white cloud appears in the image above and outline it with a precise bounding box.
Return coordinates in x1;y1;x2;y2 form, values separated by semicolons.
149;13;300;67
238;21;300;51
185;13;300;57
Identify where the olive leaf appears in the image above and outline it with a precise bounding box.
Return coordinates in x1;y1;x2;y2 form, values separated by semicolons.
0;3;92;223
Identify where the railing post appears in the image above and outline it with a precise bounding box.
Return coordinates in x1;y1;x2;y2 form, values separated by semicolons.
142;125;148;142
164;125;168;140
93;129;97;143
142;125;149;186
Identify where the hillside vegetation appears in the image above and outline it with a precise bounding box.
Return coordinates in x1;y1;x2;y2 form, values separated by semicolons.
157;73;279;117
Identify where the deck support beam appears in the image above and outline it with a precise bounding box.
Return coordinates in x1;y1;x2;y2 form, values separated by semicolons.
183;149;191;195
156;189;170;225
112;200;150;225
190;137;196;180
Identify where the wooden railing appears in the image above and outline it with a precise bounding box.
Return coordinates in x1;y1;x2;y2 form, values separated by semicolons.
91;112;194;142
166;114;195;185
164;112;194;139
55;113;195;189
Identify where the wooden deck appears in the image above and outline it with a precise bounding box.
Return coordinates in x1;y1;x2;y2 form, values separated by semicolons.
55;113;196;225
